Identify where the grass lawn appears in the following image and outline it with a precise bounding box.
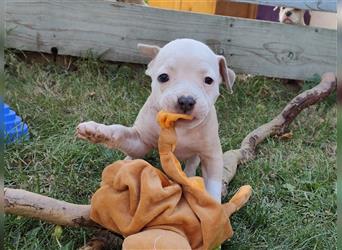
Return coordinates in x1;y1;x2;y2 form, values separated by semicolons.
4;51;336;250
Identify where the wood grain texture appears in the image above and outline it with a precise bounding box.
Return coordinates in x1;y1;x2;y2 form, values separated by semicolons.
230;0;337;12
6;0;336;80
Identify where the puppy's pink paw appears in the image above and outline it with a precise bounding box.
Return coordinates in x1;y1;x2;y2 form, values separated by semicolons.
76;121;110;144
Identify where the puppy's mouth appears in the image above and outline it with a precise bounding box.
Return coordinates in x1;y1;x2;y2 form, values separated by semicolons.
163;108;202;128
159;100;209;128
283;18;294;24
177;115;197;123
175;116;201;129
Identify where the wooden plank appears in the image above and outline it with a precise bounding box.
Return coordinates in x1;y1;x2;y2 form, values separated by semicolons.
215;0;258;19
230;0;337;13
5;0;336;80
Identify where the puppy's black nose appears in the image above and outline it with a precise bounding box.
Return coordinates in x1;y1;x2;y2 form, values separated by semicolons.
178;96;196;113
285;11;292;17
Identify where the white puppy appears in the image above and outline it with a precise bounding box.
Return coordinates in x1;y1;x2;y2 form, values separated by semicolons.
275;7;306;25
76;39;236;202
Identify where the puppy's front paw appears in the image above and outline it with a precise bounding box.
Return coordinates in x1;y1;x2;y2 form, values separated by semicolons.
76;121;111;144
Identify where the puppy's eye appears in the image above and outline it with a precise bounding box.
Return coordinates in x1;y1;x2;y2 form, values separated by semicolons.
282;7;285;9
204;77;214;85
157;73;169;83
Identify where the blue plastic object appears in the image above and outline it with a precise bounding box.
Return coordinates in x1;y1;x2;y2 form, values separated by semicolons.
3;103;29;143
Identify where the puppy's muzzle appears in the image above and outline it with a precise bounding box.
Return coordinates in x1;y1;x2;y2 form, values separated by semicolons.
178;96;196;113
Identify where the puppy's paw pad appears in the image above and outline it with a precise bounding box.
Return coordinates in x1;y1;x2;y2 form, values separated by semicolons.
76;121;106;142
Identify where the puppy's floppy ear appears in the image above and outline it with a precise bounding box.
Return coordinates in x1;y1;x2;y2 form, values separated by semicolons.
137;43;160;76
218;56;236;94
137;43;160;59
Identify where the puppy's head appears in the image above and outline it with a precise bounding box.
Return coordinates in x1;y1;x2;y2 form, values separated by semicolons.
138;39;235;127
275;6;305;25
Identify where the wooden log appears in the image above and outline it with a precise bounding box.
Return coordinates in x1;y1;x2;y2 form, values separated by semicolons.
230;0;337;12
5;0;336;80
222;72;337;190
4;188;124;249
4;188;96;227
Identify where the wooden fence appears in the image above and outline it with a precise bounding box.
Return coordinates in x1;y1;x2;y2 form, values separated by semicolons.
5;0;336;80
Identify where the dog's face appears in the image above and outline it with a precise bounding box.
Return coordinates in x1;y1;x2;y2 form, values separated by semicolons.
138;39;235;128
277;7;304;25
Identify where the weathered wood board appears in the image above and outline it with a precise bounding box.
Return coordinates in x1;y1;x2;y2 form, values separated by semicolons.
6;0;336;80
231;0;337;12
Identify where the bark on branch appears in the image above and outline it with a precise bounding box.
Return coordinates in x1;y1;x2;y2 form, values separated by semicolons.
222;72;336;189
4;188;96;227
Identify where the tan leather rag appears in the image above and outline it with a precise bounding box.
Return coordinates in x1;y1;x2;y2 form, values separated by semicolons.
90;111;252;250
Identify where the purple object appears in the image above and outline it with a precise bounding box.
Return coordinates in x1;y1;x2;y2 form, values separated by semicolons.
256;5;279;22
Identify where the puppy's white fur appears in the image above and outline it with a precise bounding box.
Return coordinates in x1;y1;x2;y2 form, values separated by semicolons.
275;6;306;25
76;39;236;201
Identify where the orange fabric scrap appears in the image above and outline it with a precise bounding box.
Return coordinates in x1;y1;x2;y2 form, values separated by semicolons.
90;111;252;249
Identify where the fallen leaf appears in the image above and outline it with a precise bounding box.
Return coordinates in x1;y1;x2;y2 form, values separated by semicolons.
52;225;63;240
278;131;293;140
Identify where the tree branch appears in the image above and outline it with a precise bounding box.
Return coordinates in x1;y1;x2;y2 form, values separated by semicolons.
4;188;96;227
222;72;336;189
